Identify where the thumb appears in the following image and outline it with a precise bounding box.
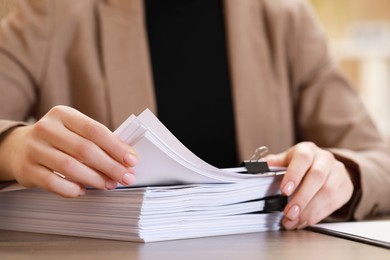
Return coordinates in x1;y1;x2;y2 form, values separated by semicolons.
264;152;289;167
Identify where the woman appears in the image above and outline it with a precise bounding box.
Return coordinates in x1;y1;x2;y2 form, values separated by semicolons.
0;0;389;230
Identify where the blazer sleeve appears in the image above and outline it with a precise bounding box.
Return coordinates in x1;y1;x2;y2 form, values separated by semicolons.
0;0;52;134
287;0;390;220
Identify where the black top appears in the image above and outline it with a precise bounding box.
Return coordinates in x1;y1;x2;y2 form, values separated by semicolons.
145;0;238;168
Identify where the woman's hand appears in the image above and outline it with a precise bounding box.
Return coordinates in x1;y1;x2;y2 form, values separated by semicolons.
266;142;354;229
0;106;138;198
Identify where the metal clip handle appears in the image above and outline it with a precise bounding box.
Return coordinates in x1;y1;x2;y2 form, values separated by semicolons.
249;146;269;161
243;146;270;174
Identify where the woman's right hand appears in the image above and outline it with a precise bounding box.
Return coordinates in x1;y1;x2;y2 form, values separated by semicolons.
0;105;138;198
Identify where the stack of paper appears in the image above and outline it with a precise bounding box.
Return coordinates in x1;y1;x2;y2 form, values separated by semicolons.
114;109;285;186
0;109;286;242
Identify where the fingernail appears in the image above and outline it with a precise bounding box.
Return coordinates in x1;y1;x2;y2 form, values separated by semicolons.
121;173;135;186
79;189;86;196
286;205;300;221
124;153;138;167
283;181;295;196
105;179;117;190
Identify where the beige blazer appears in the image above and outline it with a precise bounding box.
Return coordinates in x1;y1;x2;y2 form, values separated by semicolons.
0;0;389;220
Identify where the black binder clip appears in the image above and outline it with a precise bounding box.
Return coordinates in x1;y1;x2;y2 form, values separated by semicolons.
263;195;288;212
242;146;271;174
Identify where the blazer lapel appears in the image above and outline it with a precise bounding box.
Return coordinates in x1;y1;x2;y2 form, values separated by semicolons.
98;0;156;129
224;0;294;158
98;0;293;155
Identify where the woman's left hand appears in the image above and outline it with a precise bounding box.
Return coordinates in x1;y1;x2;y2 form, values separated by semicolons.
266;142;354;230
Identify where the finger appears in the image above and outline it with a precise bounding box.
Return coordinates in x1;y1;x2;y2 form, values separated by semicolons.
280;143;316;196
284;150;331;221
30;164;86;198
296;164;353;227
48;106;138;167
45;124;135;185
282;218;299;230
264;152;288;166
33;141;116;190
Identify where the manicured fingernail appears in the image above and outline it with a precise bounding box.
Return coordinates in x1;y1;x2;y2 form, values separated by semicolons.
283;181;295;196
121;173;135;186
124;153;138;166
105;179;117;190
79;189;86;196
286;205;300;221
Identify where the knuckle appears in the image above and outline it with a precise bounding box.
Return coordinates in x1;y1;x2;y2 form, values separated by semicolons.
107;163;126;180
321;183;334;201
76;141;95;161
48;105;69;116
101;161;126;181
310;166;327;183
320;149;335;161
295;149;312;162
84;123;103;139
47;106;64;119
24;137;35;152
58;157;76;175
300;141;316;150
32;119;52;137
295;142;317;158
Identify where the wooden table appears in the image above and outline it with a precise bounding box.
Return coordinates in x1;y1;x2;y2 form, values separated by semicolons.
0;229;388;260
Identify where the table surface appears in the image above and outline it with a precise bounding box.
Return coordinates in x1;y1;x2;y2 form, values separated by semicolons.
0;228;389;260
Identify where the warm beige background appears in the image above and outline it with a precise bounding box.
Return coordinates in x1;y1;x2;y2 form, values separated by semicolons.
310;0;390;143
310;0;390;84
311;0;390;39
0;0;15;19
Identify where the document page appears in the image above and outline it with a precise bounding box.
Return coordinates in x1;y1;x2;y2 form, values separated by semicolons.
311;220;390;249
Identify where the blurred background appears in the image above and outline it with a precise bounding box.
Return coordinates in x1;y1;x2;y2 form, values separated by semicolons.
0;0;389;142
310;0;390;143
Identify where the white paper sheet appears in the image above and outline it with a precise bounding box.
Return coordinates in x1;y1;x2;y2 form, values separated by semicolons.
311;220;390;249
